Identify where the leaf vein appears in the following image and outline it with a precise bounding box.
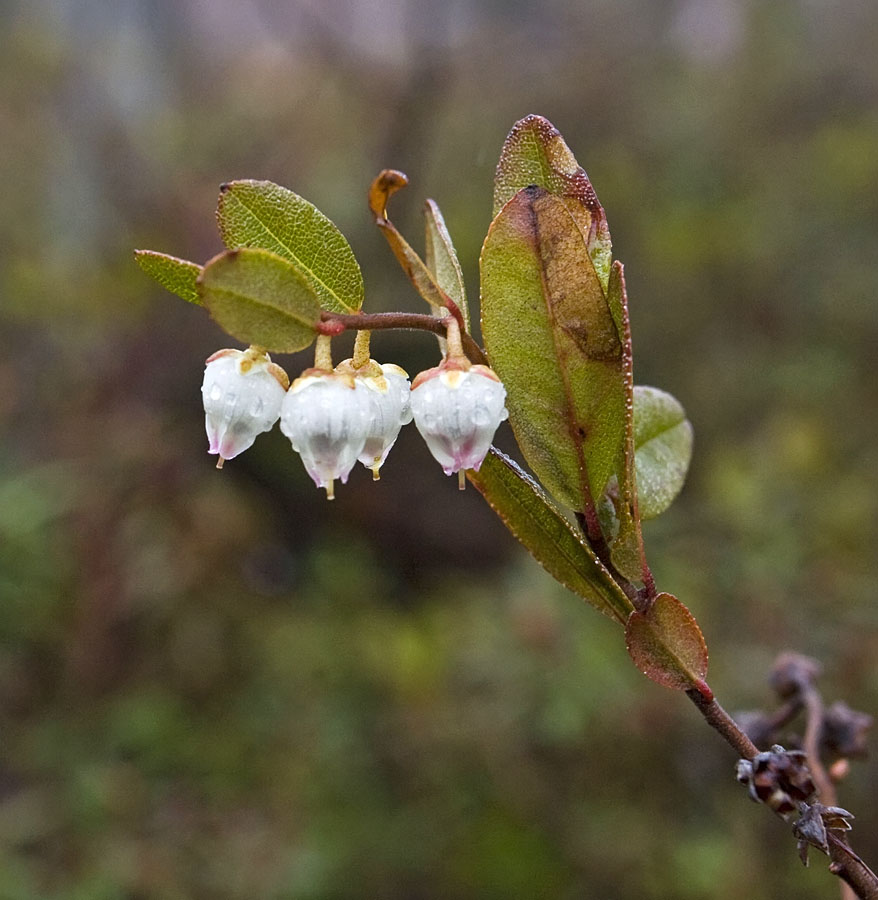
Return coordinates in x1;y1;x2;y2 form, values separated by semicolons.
225;192;350;312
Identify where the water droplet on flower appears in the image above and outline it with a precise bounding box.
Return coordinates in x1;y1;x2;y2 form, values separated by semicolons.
472;407;490;426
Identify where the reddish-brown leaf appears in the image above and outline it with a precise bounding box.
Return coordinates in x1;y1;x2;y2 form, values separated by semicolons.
625;592;709;692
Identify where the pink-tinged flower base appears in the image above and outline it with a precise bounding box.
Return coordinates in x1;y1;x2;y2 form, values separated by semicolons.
353;362;412;478
202;349;289;466
410;364;508;475
279;371;372;498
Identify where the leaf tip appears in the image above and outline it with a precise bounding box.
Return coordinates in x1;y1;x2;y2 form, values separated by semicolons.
509;113;559;140
219;181;232;193
133;249;152;273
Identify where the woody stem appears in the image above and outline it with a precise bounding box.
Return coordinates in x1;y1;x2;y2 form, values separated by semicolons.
317;311;489;367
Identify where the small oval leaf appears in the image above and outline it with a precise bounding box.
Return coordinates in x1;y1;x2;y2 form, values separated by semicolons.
468;449;634;624
135;250;202;305
216;180;363;314
198;247;320;353
633;386;694;519
625;592;709;692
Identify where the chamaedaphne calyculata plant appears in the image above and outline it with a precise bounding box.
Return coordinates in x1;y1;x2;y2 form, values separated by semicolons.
137;115;877;898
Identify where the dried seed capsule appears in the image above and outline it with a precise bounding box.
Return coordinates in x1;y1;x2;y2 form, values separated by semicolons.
410;363;508;476
201;348;289;468
279;370;372;499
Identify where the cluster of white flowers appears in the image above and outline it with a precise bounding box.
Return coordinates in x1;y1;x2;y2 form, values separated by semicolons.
201;346;508;498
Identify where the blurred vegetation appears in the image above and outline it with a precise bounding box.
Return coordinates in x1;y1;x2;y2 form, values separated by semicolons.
2;0;878;897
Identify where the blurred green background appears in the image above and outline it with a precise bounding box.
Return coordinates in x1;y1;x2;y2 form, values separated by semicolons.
2;0;878;897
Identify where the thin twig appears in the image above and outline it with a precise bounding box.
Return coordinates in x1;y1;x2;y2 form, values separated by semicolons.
318;311;489;366
685;689;759;759
800;677;837;806
798;674;861;900
828;835;878;900
762;697;804;738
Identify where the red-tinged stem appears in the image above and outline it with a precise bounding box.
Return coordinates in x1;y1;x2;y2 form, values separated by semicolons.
795;667;868;900
687;676;878;899
642;567;657;602
317;311;489;367
827;836;878;900
685;688;759;759
573;510;640;606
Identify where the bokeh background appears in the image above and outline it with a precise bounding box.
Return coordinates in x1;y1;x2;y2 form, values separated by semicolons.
2;0;878;897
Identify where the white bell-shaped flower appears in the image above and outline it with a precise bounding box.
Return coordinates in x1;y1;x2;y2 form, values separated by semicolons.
410;363;508;476
279;370;372;499
352;362;413;479
202;348;289;467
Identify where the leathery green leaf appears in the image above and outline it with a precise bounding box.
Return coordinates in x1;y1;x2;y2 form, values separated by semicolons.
198;248;320;353
608;382;694;579
493;115;612;291
134;250;202;305
216;180;363;313
480;185;626;512
424;199;469;332
606;262;644;582
625;592;709;693
468;449;633;624
633;386;694;519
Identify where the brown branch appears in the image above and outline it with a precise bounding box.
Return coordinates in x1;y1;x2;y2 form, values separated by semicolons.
707;652;878;900
318;311;488;366
800;673;839;807
762;697;804;739
796;667;865;900
686;689;760;759
828;835;878;900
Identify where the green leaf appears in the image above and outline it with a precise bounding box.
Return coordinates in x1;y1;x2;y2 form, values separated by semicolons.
606;262;644;582
468;449;634;624
608;382;693;579
198;248;320;353
493;115;612;291
134;250;202;305
216;180;363;314
625;592;709;692
480;185;626;513
633;386;694;519
424;198;470;331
